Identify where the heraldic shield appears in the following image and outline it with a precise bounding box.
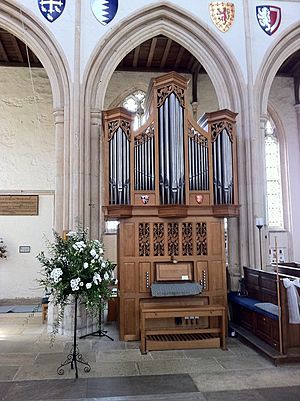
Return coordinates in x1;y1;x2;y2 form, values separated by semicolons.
256;6;281;36
91;0;118;26
38;0;66;23
209;2;235;33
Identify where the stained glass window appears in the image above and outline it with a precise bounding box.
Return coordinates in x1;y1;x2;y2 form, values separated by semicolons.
265;119;284;229
122;90;146;130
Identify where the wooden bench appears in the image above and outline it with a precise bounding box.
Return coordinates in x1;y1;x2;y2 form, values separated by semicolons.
229;266;300;364
140;302;226;354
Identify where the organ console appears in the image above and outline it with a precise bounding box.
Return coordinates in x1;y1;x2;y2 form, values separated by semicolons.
102;72;239;349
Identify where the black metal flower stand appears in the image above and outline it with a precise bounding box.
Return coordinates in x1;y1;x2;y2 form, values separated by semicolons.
57;296;91;379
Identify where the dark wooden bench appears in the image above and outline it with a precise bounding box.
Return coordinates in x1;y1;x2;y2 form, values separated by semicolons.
229;266;300;363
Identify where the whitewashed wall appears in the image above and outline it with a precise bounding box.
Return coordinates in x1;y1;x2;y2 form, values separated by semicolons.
269;76;300;261
0;195;54;299
0;67;55;299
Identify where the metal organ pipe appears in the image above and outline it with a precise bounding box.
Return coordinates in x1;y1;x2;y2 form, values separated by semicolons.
159;93;185;204
109;128;130;205
212;128;233;205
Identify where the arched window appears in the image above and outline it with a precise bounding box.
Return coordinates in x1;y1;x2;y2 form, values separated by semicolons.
122;90;146;130
264;118;284;229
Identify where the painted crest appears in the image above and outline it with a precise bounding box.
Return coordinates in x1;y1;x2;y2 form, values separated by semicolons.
91;0;118;26
256;6;281;36
141;195;149;205
209;2;235;33
38;0;65;23
196;194;204;205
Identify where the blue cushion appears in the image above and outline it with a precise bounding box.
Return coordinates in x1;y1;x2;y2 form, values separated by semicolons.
228;292;278;320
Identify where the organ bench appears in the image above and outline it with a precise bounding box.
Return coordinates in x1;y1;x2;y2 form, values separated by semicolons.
140;300;226;353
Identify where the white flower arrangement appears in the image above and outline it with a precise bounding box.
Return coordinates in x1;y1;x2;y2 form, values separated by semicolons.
37;228;114;339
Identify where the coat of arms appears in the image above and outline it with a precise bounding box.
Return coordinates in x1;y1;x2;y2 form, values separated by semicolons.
256;6;281;36
196;194;204;205
91;0;118;26
209;2;235;33
141;195;149;205
38;0;66;23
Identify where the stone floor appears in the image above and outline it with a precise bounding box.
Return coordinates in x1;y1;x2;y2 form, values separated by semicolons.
0;312;300;400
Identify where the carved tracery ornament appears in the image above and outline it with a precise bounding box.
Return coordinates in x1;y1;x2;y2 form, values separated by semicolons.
139;223;150;256
188;124;208;147
168;223;179;256
211;122;233;142
196;222;207;255
134;122;155;145
157;84;185;108
182;223;193;256
153;223;164;257
108;119;131;141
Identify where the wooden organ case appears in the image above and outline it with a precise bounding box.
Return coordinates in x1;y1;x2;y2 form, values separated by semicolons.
102;72;239;350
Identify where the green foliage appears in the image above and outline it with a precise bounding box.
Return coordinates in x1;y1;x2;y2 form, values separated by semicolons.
37;228;114;341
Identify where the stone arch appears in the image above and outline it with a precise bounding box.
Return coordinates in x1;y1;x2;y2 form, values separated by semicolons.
0;1;70;108
83;2;245;112
256;22;300;115
82;2;247;273
0;1;71;232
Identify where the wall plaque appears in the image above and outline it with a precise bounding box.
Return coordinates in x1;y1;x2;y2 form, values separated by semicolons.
0;195;39;215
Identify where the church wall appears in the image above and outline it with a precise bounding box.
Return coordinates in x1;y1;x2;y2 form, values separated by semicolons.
0;67;55;299
269;76;300;261
0;195;54;299
15;1;300;86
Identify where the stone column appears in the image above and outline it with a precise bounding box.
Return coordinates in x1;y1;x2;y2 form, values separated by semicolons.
295;103;300;154
90;109;101;239
53;108;65;234
227;217;240;291
191;101;198;120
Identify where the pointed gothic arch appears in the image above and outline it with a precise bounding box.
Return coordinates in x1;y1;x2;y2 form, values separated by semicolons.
83;3;245;111
81;2;249;278
256;22;300;114
0;1;71;232
0;0;70;108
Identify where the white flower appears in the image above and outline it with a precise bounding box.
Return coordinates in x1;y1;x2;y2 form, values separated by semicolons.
80;282;84;286
101;262;106;268
50;268;63;283
99;248;104;254
93;273;102;285
73;241;86;252
83;262;89;269
70;277;81;291
104;272;110;280
86;282;92;289
66;231;76;237
90;249;97;257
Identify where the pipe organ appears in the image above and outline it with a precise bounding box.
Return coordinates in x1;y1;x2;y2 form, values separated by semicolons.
103;72;239;347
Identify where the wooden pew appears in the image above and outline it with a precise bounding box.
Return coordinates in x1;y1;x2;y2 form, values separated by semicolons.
229;266;300;364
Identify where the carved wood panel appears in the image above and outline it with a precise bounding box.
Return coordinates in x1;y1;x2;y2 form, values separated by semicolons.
167;223;179;256
139;223;150;256
196;223;207;255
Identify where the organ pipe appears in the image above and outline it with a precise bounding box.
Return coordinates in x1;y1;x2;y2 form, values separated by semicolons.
158;93;185;204
109;127;130;204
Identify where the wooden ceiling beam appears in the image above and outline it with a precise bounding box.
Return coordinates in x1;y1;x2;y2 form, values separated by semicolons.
174;47;185;69
12;36;24;63
187;54;195;71
160;39;172;69
0;40;9;61
132;45;141;68
146;38;157;68
290;59;300;77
